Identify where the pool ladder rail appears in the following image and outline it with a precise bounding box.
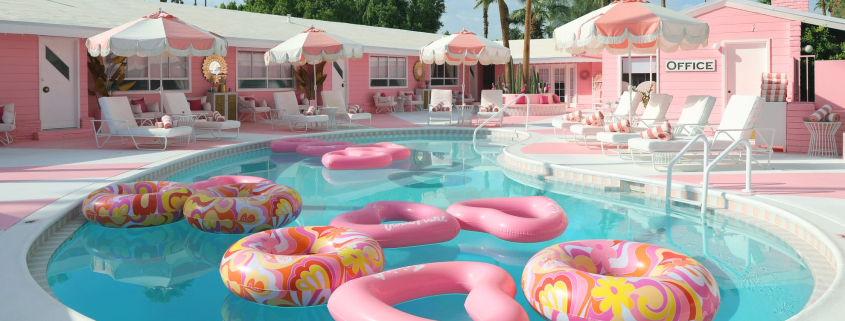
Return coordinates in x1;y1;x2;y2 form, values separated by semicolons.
471;93;529;157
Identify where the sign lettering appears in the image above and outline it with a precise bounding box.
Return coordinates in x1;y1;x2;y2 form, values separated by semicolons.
665;59;716;72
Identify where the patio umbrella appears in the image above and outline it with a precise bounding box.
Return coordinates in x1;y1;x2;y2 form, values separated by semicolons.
420;30;511;106
553;0;709;122
265;26;364;107
86;9;228;104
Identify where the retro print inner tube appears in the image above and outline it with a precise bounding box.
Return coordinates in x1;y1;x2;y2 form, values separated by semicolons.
219;226;385;307
189;175;274;190
183;183;301;234
327;261;529;321
270;137;324;153
81;181;194;228
522;240;721;321
329;201;461;248
445;196;568;243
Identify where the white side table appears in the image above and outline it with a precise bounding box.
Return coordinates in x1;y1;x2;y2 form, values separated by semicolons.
319;106;338;129
805;121;841;157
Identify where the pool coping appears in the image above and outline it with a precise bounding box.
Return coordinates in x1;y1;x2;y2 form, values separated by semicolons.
6;127;842;321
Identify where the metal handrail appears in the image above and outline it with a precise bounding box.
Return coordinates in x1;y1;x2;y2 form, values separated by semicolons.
665;134;710;202
472;93;529;150
701;138;754;213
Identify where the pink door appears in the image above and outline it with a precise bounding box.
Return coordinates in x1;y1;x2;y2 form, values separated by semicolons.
725;42;767;107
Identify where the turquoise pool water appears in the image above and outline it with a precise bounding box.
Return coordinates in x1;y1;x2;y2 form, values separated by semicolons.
47;137;814;321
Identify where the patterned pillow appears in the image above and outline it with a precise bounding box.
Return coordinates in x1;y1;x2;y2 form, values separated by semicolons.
347;106;359;114
603;119;631;132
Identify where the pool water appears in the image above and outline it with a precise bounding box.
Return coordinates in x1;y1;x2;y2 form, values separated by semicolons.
47;138;813;321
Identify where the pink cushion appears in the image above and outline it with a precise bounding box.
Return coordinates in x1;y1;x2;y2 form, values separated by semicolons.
406;94;415;101
380;92;387;97
187;99;202;111
539;95;548;104
515;96;526;104
244;96;256;101
0;105;4;123
552;94;561;104
129;98;147;113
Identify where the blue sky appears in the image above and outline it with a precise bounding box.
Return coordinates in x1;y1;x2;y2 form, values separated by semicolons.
154;0;824;40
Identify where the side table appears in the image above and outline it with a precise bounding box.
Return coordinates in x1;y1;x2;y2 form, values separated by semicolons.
319;106;338;129
805;121;841;157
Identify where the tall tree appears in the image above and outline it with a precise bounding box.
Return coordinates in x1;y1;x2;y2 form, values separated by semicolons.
511;0;571;38
814;0;829;16
474;0;496;38
523;0;532;81
497;0;514;91
662;0;666;7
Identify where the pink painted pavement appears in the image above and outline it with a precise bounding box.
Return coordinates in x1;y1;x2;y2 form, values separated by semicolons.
650;173;845;199
368;114;421;128
0;163;152;182
521;142;606;155
0;198;58;230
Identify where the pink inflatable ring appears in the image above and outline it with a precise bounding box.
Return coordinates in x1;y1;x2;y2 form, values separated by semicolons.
270;138;323;153
189;175;274;190
329;201;461;248
328;261;529;321
446;196;567;243
522;240;721;321
346;142;411;161
296;141;357;157
322;150;392;170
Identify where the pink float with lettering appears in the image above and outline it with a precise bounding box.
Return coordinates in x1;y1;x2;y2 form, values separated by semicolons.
446;196;567;243
270;137;323;153
329;201;461;248
296;141;357;157
327;261;529;321
322;150;392;170
346;142;411;161
189;175;274;190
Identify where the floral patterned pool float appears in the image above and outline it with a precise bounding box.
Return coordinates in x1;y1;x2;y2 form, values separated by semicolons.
522;240;721;321
81;181;194;228
183;183;301;234
220;226;385;307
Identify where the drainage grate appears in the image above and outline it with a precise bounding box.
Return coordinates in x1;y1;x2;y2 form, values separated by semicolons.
23;220;38;224
837;234;845;240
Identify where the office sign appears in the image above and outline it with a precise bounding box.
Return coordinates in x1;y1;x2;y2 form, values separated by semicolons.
665;59;716;72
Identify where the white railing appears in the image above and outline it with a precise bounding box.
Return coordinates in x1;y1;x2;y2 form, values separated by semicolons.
664;134;710;202
701;138;755;213
471;93;529;150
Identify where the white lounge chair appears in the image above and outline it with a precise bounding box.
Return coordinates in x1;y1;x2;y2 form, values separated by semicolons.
272;92;329;132
595;93;676;155
93;97;192;150
163;93;241;140
555;91;642;141
0;103;15;146
627;95;771;170
475;90;504;126
322;90;372;128
428;89;454;126
238;95;272;122
398;91;423;111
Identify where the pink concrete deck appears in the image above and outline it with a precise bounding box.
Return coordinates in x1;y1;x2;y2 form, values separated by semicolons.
0;163;150;182
650;173;845;199
0;198;57;230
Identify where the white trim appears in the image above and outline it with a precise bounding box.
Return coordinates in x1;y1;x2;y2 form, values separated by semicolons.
367;55;409;89
683;0;845;31
617;54;659;96
363;46;419;56
513;57;602;64
429;63;460;88
112;56;192;94
721;39;771;110
235;50;295;92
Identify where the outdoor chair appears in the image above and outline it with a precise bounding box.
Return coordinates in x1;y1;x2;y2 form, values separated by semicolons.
398;91;424;111
475;90;504;126
272;92;329;132
163;93;241;140
373;93;397;114
554;91;642;141
237;95;271;122
428;89;454;125
595;93;676;155
0;103;15;146
322;90;372;128
93;97;192;150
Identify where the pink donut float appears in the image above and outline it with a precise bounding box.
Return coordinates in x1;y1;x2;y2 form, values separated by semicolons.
270;138;323;153
189;175;274;190
329;201;461;248
327;261;529;321
296;141;357;157
446;196;567;243
321;160;411;185
322;150;392;170
346;142;411;161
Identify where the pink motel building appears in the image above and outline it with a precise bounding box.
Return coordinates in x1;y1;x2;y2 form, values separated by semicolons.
1;0;844;154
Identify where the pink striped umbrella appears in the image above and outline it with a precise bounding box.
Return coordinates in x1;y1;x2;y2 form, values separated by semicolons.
86;9;227;57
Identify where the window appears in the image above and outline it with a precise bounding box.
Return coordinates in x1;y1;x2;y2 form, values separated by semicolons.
238;50;295;89
430;63;458;86
552;65;576;104
621;56;657;91
115;55;189;91
369;56;407;87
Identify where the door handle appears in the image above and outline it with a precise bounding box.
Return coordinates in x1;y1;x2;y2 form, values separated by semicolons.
42;86;50;93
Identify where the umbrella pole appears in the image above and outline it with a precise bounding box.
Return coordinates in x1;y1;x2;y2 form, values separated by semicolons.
461;65;466;106
628;47;633;124
313;62;318;107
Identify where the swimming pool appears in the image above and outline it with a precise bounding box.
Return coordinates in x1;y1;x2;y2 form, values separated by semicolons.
46;137;813;320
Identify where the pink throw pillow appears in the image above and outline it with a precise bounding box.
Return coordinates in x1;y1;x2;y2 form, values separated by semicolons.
380;92;387;97
552;94;561;103
539;95;548;104
0;105;4;123
515;96;526;104
129;98;147;112
187;99;202;111
244;96;256;101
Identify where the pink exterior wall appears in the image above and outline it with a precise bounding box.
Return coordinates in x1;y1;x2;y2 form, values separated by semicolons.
772;0;808;12
489;62;601;108
601;7;799;125
793;60;845;154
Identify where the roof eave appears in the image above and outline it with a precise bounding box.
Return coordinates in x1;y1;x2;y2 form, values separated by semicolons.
682;0;845;31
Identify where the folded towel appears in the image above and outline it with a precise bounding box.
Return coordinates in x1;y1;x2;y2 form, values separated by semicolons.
810;105;833;122
583;111;604;126
619;126;631;133
305;106;316;116
155;122;164;129
827;113;840;122
603;119;630;132
641;122;673;139
161;115;173;129
562;110;582;122
657;132;674;141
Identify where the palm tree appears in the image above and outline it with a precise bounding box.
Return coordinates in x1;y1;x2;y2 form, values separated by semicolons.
474;0;496;38
523;0;532;81
662;0;666;7
511;0;572;38
497;0;514;91
814;0;828;16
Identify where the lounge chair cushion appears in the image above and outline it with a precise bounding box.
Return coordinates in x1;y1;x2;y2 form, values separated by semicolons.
570;124;605;136
627;137;736;153
552;118;579;129
287;114;329;123
194;120;241;130
100;97;139;134
596;132;642;144
116;125;192;138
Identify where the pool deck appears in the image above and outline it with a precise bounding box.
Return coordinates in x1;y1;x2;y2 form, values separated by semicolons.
1;111;844;320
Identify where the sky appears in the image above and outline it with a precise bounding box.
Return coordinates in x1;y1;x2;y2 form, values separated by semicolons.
152;0;825;41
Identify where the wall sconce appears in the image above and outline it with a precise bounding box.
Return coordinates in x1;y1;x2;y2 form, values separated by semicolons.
711;43;721;52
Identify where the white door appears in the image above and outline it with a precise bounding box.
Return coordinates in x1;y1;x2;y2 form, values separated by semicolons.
725;42;768;106
553;65;577;107
331;59;347;104
39;36;79;130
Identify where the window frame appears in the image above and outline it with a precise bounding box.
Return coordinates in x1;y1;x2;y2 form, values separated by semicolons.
112;55;191;94
429;63;459;87
236;49;296;92
368;55;408;89
618;53;660;94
